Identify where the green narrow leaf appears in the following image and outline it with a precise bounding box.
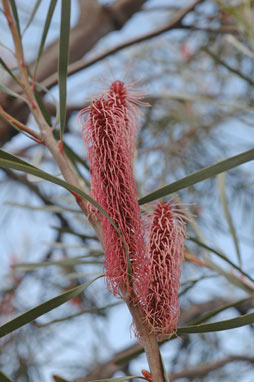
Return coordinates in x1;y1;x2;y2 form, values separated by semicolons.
33;0;57;78
13;257;103;270
63;142;90;171
217;172;242;266
139;149;254;204
58;0;71;138
0;57;21;87
0;84;27;102
177;312;254;334
203;47;254;86
34;85;52;125
5;201;82;214
160;352;170;382
9;0;21;37
0;150;35;167
188;236;253;283
191;297;252;326
0;371;14;382
38;302;121;327
0;275;102;338
22;0;41;35
0;150;131;276
34;81;60;129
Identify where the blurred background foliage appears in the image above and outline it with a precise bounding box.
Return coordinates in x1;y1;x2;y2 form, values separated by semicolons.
0;1;254;382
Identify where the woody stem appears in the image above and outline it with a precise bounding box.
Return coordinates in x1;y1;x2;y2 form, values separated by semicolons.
126;297;168;382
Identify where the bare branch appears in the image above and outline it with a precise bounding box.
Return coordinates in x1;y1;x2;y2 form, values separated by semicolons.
170;355;254;380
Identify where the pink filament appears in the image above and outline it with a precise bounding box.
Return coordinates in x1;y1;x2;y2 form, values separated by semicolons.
140;200;187;338
80;81;146;297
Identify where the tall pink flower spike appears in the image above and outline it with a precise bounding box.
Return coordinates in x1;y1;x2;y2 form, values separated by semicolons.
79;81;147;297
140;200;188;339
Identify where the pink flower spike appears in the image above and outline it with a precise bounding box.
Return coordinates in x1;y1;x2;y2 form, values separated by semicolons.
79;81;146;298
140;199;188;338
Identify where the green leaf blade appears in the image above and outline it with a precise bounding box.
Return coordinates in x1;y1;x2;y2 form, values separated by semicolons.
0;58;21;87
9;0;21;37
188;236;253;283
139;149;254;204
0;371;15;382
217;172;242;266
22;0;41;36
177;313;254;334
0;275;102;338
33;0;57;78
58;0;71;138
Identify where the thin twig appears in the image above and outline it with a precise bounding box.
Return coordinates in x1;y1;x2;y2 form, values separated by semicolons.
0;105;41;141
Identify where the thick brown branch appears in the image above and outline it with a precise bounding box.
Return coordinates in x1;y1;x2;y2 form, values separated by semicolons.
43;0;204;89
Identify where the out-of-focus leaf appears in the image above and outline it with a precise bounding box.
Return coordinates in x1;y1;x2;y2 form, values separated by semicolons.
217;172;241;266
162;92;254;112
63;142;90;171
34;81;60;128
225;34;254;58
34;85;52;126
0;57;21;86
191;297;252;326
203;47;254;86
0;275;102;338
177;313;254;334
179;275;218;297
33;0;57;78
186;215;253;293
38;302;121;327
12;257;103;270
204;258;252;294
188;236;253;282
26;147;44;182
0;84;26;102
58;0;71;138
5;201;82;214
0;371;14;382
139;149;254;204
9;0;21;37
22;0;41;35
41;242;100;251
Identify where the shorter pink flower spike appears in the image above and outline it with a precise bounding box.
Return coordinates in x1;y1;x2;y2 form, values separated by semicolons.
140;199;188;339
